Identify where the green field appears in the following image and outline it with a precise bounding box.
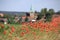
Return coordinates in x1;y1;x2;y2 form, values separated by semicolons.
0;24;60;40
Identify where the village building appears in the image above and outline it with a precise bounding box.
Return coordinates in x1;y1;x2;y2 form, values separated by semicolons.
21;16;26;22
0;13;8;24
0;18;8;24
28;6;38;22
14;14;20;23
0;13;4;17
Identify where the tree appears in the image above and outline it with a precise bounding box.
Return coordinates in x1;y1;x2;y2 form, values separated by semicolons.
48;9;54;15
41;8;47;15
37;8;47;20
45;9;55;22
45;13;52;22
37;13;43;20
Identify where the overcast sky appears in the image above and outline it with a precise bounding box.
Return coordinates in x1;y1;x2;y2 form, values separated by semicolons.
0;0;60;12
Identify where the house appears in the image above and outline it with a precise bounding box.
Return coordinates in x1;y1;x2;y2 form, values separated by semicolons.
21;16;26;22
0;18;8;24
0;13;4;17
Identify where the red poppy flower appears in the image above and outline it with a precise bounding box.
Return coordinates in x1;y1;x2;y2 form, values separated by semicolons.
20;32;25;37
11;26;15;32
3;30;7;35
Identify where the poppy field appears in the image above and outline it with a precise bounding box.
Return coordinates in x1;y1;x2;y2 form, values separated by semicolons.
0;16;60;40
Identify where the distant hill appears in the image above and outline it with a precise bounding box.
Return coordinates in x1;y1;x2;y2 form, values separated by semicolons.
0;11;27;16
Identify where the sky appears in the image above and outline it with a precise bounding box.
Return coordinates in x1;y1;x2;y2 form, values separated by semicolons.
0;0;60;12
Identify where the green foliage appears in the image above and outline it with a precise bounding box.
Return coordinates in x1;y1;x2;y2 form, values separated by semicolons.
41;8;47;15
48;9;54;15
37;8;47;20
7;17;15;24
45;13;52;22
25;17;28;22
0;27;4;34
37;13;44;20
45;9;55;22
39;8;55;22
